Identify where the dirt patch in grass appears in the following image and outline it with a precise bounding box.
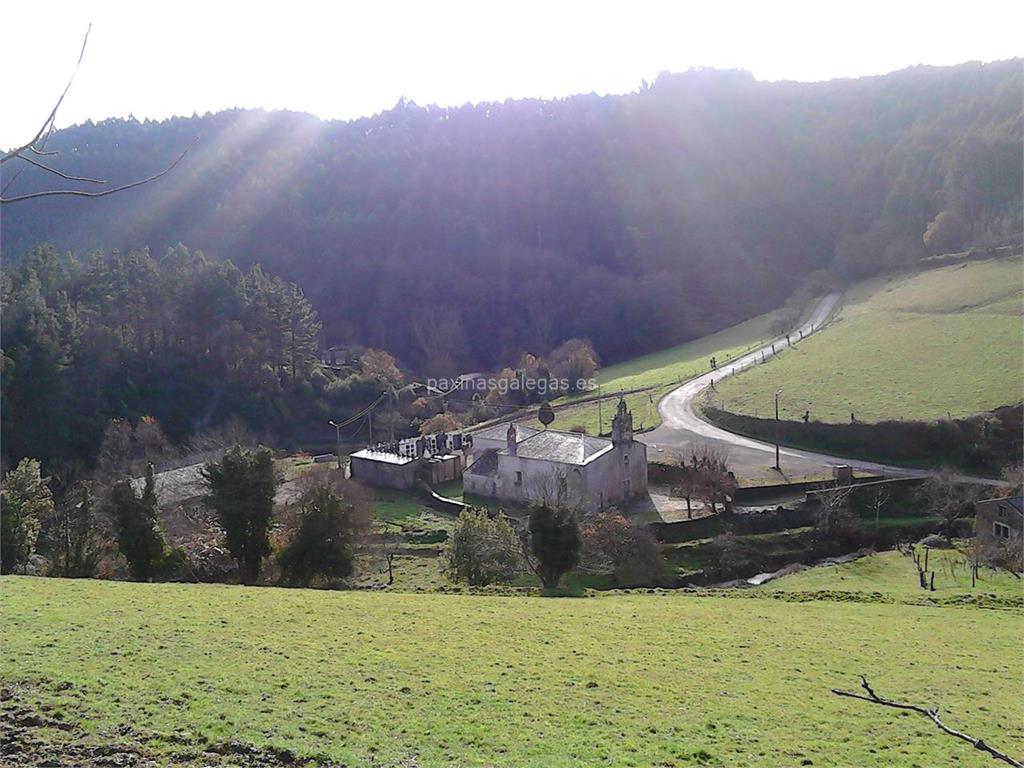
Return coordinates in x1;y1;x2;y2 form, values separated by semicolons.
0;681;354;768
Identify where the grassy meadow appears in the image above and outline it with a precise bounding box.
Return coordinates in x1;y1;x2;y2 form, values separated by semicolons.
765;547;1023;601
2;576;1021;768
712;257;1024;423
543;306;797;434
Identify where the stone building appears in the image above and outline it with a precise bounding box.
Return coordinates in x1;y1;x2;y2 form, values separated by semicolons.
464;398;647;512
349;431;470;490
974;495;1023;557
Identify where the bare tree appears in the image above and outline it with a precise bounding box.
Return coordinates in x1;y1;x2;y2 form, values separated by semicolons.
868;486;892;531
671;463;699;519
919;470;980;538
832;676;1022;767
1;24;195;205
526;471;577;512
999;463;1023;495
814;482;857;539
685;443;737;515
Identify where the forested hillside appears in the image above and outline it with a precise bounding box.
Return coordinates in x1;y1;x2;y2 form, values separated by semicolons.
0;245;326;473
3;62;1022;374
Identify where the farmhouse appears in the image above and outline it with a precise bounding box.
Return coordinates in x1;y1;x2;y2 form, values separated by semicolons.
464;398;647;512
974;495;1023;555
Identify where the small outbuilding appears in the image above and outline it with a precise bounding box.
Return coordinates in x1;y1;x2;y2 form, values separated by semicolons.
349;449;420;490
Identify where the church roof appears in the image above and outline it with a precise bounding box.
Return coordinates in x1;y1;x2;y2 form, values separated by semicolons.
472;423;540;443
509;430;613;466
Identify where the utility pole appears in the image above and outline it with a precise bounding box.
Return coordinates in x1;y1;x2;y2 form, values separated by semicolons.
597;384;603;436
328;420;342;470
774;388;783;471
387;389;396;442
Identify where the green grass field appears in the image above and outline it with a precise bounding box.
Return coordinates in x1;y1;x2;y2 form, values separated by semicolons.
765;547;1023;601
712;257;1024;423
2;577;1021;767
543;306;796;434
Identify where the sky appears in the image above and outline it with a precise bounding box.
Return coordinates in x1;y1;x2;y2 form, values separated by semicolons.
3;0;1022;148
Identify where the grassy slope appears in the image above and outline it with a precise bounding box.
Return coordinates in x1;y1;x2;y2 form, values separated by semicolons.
765;548;1022;599
543;307;790;434
3;577;1021;768
712;257;1024;423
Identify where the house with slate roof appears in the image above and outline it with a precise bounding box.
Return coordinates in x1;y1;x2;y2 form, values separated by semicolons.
464;398;647;512
974;495;1023;563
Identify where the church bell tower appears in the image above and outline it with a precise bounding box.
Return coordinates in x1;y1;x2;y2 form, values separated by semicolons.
611;397;633;445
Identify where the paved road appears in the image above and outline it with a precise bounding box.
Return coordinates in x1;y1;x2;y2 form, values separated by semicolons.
639;294;932;484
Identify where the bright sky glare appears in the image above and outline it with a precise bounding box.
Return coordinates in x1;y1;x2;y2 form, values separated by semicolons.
3;0;1022;147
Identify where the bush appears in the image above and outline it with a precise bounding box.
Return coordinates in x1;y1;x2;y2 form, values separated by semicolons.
615;521;668;586
420;412;462;436
706;530;759;581
580;509;667;586
445;508;521;586
278;478;371;587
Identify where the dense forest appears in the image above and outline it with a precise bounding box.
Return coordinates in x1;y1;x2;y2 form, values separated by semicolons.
0;244;330;475
4;62;1021;375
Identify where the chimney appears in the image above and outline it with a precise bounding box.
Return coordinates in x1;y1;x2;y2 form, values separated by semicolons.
506;423;518;456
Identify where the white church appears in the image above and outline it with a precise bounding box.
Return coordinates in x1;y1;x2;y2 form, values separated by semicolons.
463;398;648;512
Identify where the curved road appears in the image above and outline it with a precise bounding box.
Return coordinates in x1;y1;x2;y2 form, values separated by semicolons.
639;294;930;484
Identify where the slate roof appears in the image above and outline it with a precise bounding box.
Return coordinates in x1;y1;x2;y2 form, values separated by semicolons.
350;448;417;465
472;423;540;443
130;462;208;507
511;430;613;466
1004;496;1023;515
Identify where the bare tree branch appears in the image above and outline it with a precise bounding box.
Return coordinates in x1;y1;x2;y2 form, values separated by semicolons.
11;152;107;184
0;137;198;204
831;676;1023;767
1;23;195;205
1;24;92;165
2;123;59;196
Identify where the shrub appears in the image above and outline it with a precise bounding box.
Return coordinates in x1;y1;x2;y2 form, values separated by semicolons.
420;412;462;435
580;509;666;586
445;507;521;586
706;530;759;581
278;479;371;587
